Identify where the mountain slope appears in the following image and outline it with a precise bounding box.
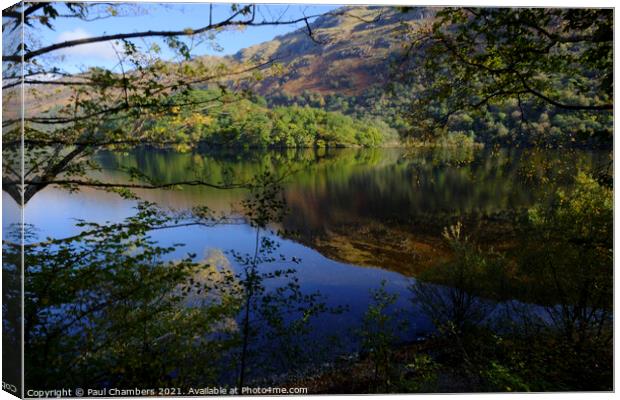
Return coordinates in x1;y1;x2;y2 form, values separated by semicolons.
230;6;433;96
25;7;432;125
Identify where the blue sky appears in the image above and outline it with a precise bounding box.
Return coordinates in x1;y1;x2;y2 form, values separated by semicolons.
30;3;340;73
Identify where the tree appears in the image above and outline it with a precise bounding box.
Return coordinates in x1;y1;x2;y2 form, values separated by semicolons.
232;170;342;388
400;8;613;140
358;280;403;392
2;201;242;389
1;2;341;204
3;172;340;389
519;172;612;386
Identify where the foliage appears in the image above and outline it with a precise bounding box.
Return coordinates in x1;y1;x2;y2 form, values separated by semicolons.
480;361;531;392
266;79;612;149
3;203;240;389
522;171;612;321
266;85;415;139
147;89;399;149
231;170;343;387
399;354;440;393
406;172;613;392
4;182;341;390
412;222;504;335
398;8;613;144
515;171;612;388
358;280;403;392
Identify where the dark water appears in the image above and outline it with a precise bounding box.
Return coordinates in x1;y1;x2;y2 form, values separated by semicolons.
2;146;607;380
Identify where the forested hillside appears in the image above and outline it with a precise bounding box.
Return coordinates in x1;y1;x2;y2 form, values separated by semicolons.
19;6;612;148
224;6;612;147
146;89;399;149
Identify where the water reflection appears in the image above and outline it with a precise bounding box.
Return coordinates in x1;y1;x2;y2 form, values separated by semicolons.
87;146;605;276
4;146;610;391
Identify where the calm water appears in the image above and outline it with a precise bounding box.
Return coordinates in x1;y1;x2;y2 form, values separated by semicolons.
2;146;606;377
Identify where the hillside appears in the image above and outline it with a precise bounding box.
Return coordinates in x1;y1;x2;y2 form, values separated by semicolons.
20;5;611;148
23;7;429;120
230;6;433;96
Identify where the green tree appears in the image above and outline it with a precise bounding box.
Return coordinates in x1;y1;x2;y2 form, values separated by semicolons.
358;280;403;392
3;202;241;389
401;8;612;141
233;170;341;388
517;172;612;389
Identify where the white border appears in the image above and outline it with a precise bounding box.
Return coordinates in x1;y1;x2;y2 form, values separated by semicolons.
0;1;617;400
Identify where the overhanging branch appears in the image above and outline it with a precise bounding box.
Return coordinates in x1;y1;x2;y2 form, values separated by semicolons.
4;8;344;63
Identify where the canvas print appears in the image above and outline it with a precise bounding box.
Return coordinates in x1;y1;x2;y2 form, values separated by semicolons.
1;1;613;397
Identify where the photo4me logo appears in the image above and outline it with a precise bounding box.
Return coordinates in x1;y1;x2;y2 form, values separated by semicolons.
2;381;17;394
